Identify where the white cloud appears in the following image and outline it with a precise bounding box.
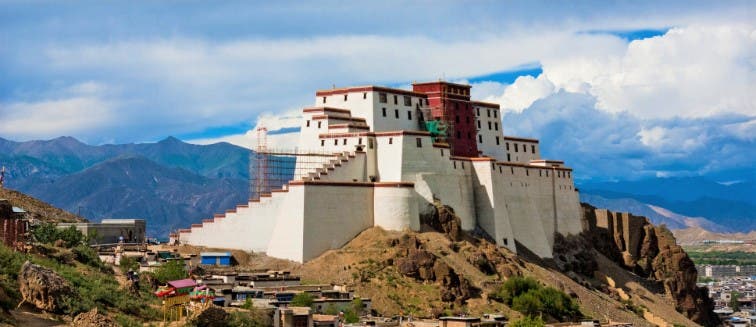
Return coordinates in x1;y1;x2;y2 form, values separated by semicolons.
189;129;300;150
487;24;756;120
0;97;115;140
253;109;302;132
484;75;555;112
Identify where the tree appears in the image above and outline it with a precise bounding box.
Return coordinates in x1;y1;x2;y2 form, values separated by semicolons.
153;260;187;284
730;292;741;312
290;292;314;307
512;291;544;316
58;226;85;247
31;222;59;244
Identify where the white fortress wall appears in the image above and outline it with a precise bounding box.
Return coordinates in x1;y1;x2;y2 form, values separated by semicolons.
264;186;307;262
374;133;405;182
504;137;540;163
299;182;375;262
495;163;554;258
374;183;419;231
397;133;477;230
470;159;518;253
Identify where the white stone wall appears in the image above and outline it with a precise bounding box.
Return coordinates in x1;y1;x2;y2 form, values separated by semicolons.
300;183;374;262
474;105;507;161
504;137;541;163
374;185;419;231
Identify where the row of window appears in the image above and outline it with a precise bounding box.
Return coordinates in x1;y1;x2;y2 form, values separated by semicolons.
506;142;537;154
476;120;499;131
318;137;425;148
378;93;425;107
485;161;572;179
381;107;416;120
475;107;499;118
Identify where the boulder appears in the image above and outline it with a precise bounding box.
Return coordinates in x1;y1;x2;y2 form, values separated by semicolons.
190;306;229;327
17;261;73;313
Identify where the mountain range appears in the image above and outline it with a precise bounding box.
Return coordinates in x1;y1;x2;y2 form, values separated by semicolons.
578;177;756;233
0;136;252;237
1;136;753;238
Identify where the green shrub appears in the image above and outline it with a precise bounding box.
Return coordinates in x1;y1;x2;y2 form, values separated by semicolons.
119;255;140;272
511;290;543;316
227;309;272;327
30;223;85;247
490;276;541;305
290;292;314;307
72;244;103;269
153;260;187;284
509;315;545;327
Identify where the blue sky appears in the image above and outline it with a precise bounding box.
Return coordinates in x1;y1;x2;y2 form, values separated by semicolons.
0;1;754;182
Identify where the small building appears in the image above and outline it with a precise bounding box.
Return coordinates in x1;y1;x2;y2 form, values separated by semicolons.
200;252;232;266
57;218;146;244
439;317;482;327
0;199;28;248
275;306;313;327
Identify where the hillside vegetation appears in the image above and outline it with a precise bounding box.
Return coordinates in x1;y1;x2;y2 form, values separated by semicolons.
0;187;84;223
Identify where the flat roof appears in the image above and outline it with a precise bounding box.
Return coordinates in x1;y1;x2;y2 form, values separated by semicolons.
201;252;232;257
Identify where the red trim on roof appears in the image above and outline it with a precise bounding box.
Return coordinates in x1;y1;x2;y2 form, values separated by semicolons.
318;130;431;138
470;101;500;108
328;124;370;130
311;115;366;122
225;209;236;213
202;219;213;223
191;224;202;228
213;214;224;218
496;162;573;171
503;136;539;143
179;229;191;233
302;107;352;114
271;189;288;193
315;86;427;97
450;156;495;161
289;181;415;188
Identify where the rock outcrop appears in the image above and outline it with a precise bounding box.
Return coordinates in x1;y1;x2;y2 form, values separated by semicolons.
71;308;117;327
393;235;476;304
580;204;720;326
420;200;462;241
190;306;229;327
17;261;73;313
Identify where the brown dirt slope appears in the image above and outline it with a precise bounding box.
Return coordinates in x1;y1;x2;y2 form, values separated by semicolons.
673;226;756;245
0;188;84;223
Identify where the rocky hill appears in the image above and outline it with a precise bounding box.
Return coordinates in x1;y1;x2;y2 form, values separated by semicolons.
0;187;84;223
282;202;712;326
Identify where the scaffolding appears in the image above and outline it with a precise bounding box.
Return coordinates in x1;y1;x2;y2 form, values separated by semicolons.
249;127;342;199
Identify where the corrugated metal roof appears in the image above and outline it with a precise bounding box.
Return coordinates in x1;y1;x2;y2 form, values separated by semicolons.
167;279;197;289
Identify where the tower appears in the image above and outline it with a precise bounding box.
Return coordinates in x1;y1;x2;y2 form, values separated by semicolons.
412;81;478;157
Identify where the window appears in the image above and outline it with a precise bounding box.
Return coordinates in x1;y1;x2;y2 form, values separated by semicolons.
507;153;511;161
531;145;536;154
440;149;444;156
321;140;325;146
393;95;398;105
492;162;495;170
363;92;367;99
461;162;465;169
477;120;481;129
358;138;362;144
546;170;549;177
487;109;491;117
416;138;422;147
494;110;497;118
404;96;411;106
499;166;502;173
407;111;412;120
476;108;480;116
514;144;519;152
456;131;461;139
568;172;571;178
334;139;338;145
382;107;387;117
368;139;374;149
453;161;457;169
510;167;514;174
478;134;483;143
379;93;387;103
388;138;393;145
494;122;499;131
306;120;310;127
496;136;500;145
488;121;492;130
322;96;327;103
468;132;472;139
455;115;460;123
344;94;348;101
539;170;542;176
394;109;399;119
526;169;529;176
506;143;510;151
466;116;470;123
317;121;322;129
343;139;347;145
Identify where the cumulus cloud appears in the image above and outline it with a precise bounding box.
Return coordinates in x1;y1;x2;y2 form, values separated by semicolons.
0;96;115;140
489;24;755;120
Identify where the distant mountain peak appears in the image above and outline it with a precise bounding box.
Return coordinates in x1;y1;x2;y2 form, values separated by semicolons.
158;136;183;144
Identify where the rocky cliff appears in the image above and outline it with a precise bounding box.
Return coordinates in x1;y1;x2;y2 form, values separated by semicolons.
579;203;719;326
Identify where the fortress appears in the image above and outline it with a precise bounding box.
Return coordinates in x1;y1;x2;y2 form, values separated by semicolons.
175;81;583;263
